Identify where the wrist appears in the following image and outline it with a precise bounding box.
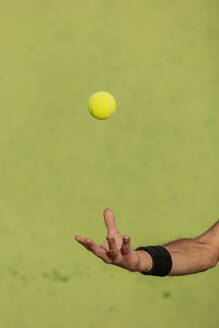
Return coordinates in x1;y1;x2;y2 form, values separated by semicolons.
136;250;153;273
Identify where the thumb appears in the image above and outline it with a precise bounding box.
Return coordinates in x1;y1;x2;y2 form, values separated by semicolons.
103;208;118;234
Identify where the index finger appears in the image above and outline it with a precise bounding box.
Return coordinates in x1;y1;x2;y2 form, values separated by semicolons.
103;208;118;234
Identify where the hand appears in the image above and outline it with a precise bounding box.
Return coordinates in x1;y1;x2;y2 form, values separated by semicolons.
74;208;141;272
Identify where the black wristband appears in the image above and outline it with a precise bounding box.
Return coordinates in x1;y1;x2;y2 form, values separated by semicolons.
135;246;172;276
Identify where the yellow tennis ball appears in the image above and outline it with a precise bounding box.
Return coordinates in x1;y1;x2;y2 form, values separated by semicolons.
88;91;116;120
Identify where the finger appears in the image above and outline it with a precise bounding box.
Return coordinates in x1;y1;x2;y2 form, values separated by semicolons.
75;236;85;244
75;236;93;248
121;235;131;255
104;208;118;234
75;236;111;263
79;237;96;251
107;235;119;257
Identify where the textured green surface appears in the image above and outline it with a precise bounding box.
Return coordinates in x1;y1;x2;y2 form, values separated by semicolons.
0;1;219;327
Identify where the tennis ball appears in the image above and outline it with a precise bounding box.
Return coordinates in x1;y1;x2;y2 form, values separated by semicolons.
88;91;116;120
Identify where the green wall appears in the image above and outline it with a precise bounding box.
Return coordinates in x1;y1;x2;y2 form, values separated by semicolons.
0;1;218;327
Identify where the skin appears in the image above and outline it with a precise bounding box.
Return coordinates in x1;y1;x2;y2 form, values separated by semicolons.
74;208;147;273
74;208;219;276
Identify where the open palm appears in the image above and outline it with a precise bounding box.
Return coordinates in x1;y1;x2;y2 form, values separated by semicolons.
74;208;141;272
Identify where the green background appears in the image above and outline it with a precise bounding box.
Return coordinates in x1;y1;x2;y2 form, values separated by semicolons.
0;1;218;327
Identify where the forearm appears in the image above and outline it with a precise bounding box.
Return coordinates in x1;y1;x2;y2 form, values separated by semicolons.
163;238;216;276
136;237;217;276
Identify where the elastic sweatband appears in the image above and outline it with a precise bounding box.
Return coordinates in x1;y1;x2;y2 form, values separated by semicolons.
135;246;172;276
